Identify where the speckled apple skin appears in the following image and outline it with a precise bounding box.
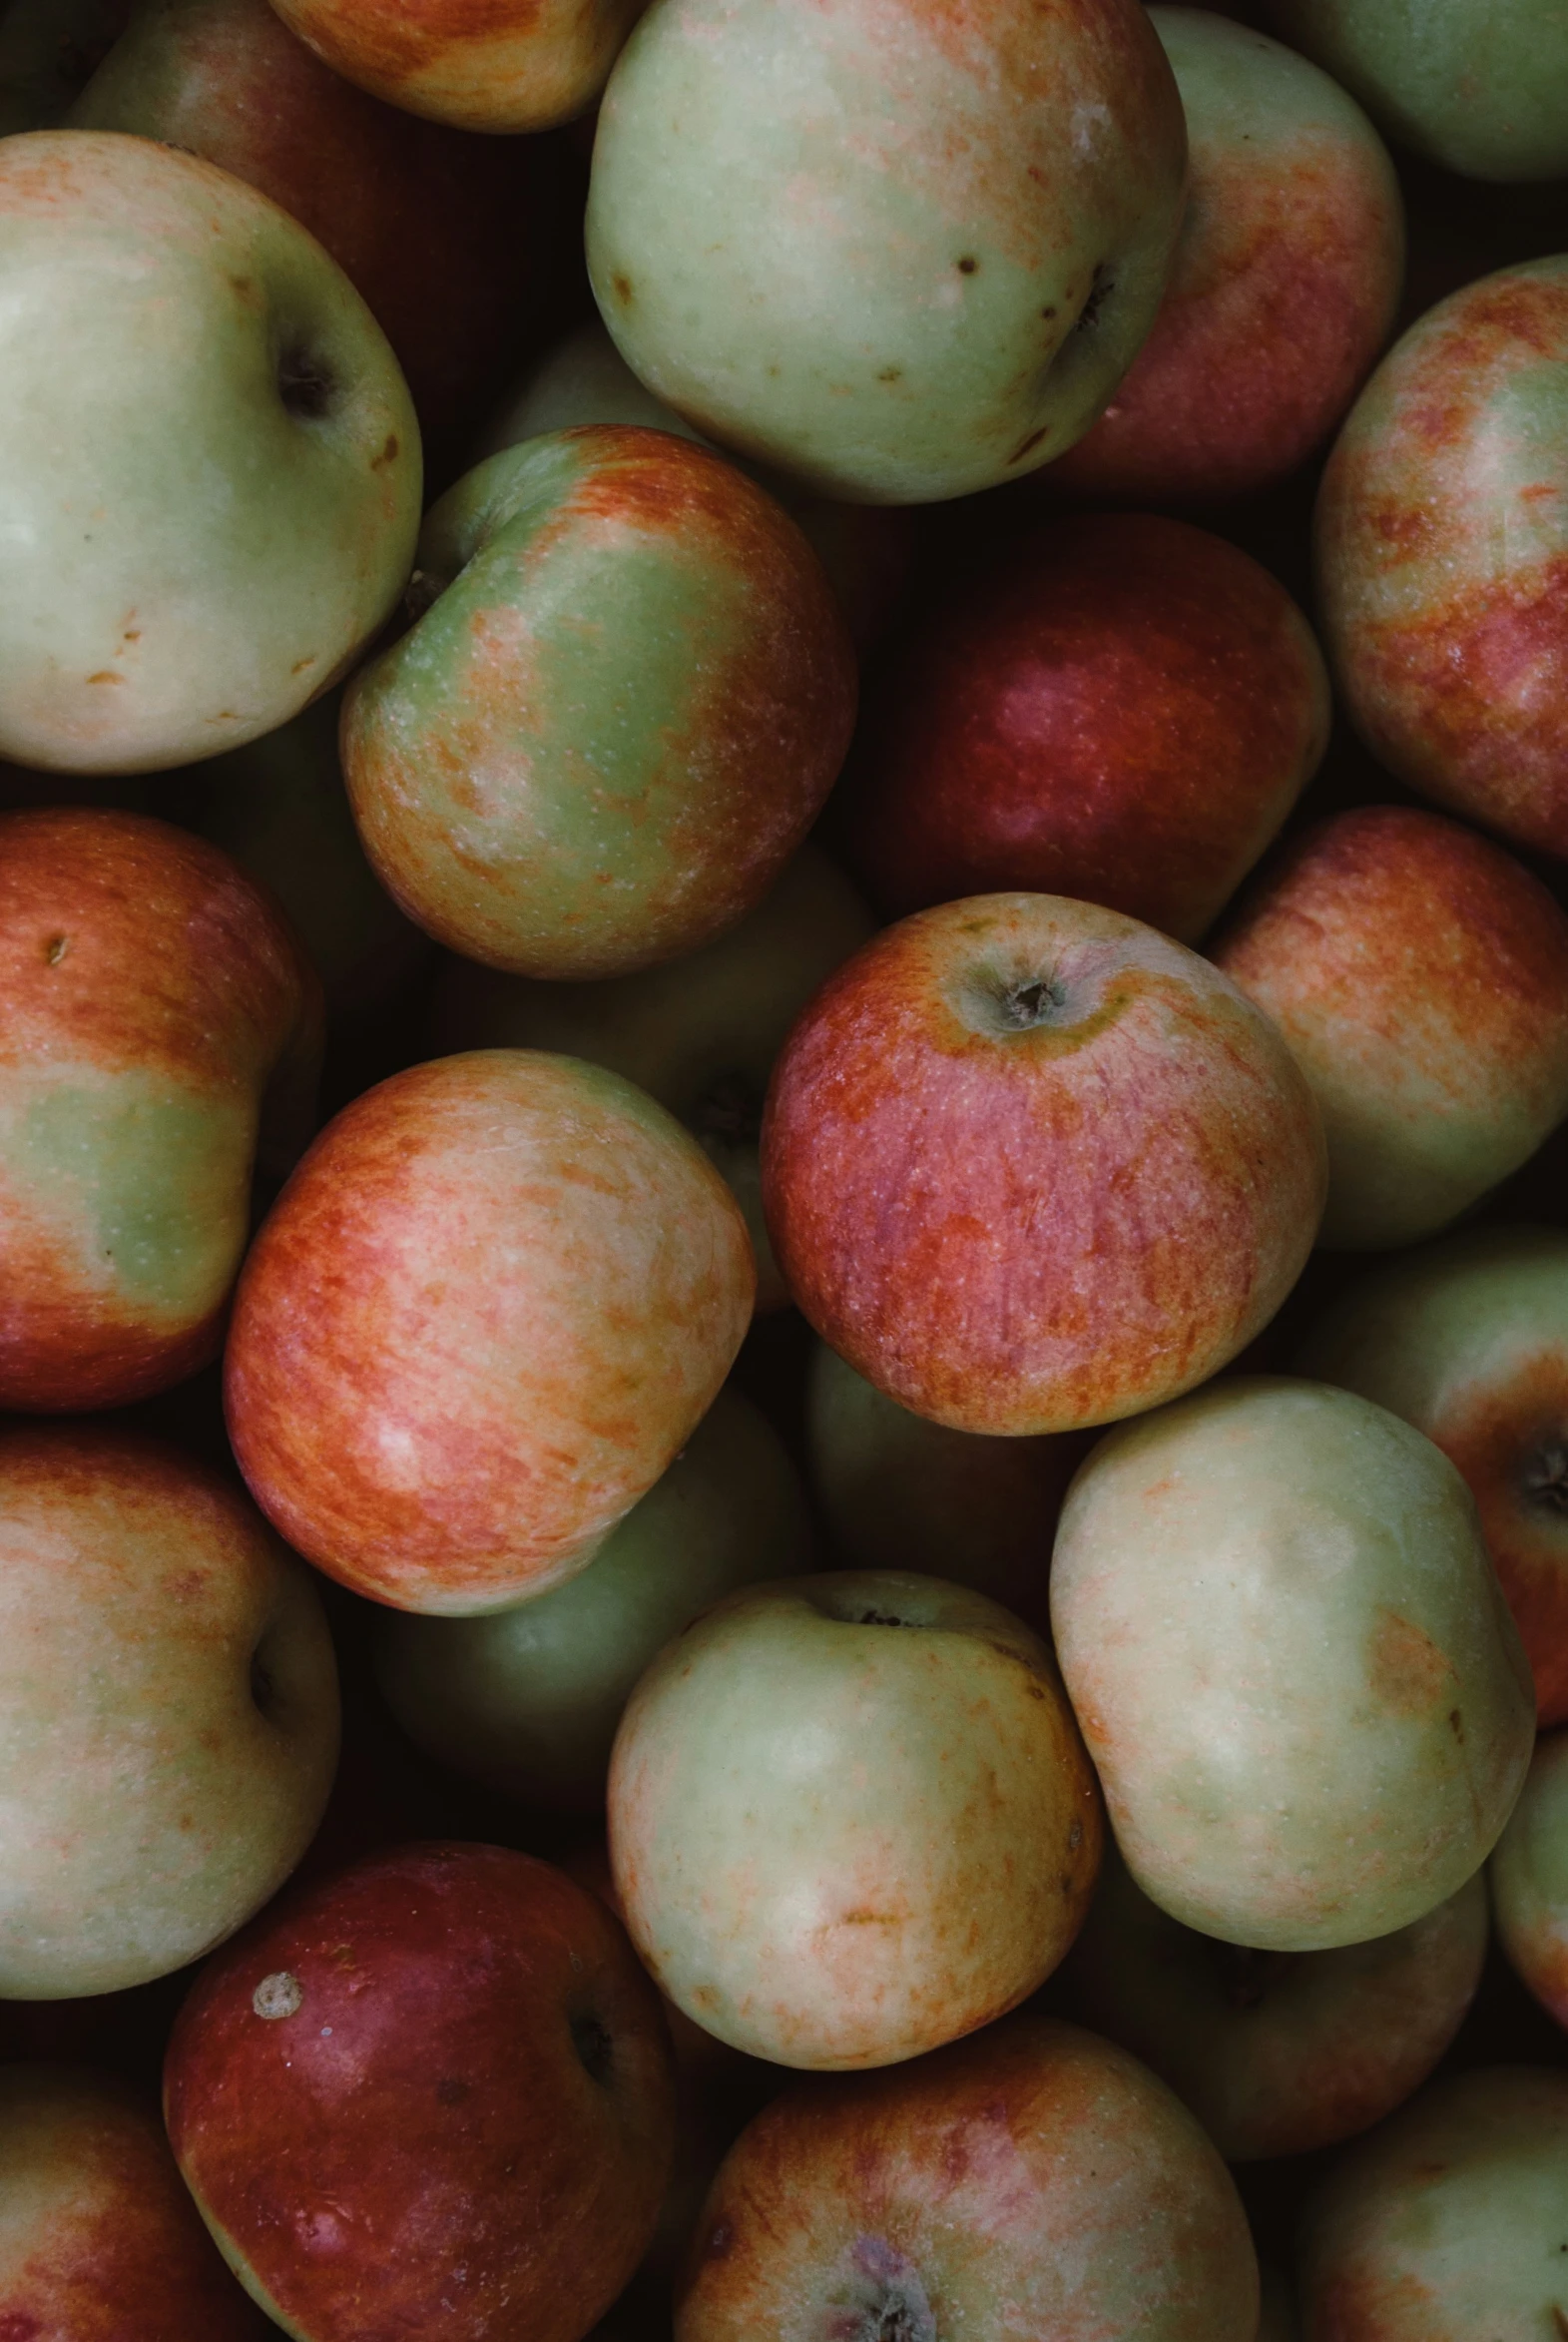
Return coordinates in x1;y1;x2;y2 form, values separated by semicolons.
676;2013;1259;2340
761;892;1325;1437
271;0;643;129
609;1570;1103;2070
1491;1729;1568;2033
225;1049;756;1615
586;0;1188;503
165;1843;679;2342
1315;261;1568;859
1051;1377;1535;1954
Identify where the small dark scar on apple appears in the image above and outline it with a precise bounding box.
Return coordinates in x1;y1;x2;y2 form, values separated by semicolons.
42;935;67;965
1041;305;1057;319
1008;428;1048;464
1448;1708;1465;1741
371;434;399;470
705;2223;734;2261
611;273;634;303
85;671;123;685
1068;1820;1083;1849
878;365;902;382
292;656;316;675
956;256;978;274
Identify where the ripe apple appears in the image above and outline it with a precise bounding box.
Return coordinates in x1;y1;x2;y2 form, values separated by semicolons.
1211;807;1568;1250
586;0;1188;503
342;426;856;979
609;1569;1103;2069
226;1049;756;1615
1490;1728;1568;2032
0;2065;270;2335
842;515;1329;940
0;807;320;1413
1047;7;1404;504
1295;1225;1568;1726
1050;1377;1535;1952
269;0;644;130
676;2013;1260;2340
0;131;420;773
0;1422;339;1999
373;1387;814;1811
761;892;1325;1437
1314;260;1568;859
165;1842;679;2342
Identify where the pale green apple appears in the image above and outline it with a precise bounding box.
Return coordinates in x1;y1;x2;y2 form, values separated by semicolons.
1489;1728;1568;2033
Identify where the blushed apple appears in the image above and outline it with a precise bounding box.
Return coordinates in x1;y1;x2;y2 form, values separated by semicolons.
0;807;320;1413
1295;1225;1568;1725
226;1049;756;1615
676;2013;1259;2340
1490;1728;1568;2032
1051;1378;1534;1952
165;1842;679;2342
0;1423;339;1999
0;131;420;773
270;0;644;130
586;0;1188;503
761;893;1325;1437
843;516;1329;940
342;426;856;979
1211;807;1568;1250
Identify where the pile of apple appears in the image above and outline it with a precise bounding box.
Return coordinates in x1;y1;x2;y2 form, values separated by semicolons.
1;0;1567;2332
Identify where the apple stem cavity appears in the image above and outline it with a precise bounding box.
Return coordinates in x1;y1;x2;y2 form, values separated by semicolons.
1523;1437;1568;1517
276;343;336;423
838;2238;937;2342
569;2009;616;2087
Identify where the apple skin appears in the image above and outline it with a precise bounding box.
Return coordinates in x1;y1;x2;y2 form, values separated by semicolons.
373;1387;815;1812
586;0;1188;504
342;426;856;980
225;1049;756;1615
609;1569;1103;2071
0;807;321;1413
1295;1226;1568;1727
1047;8;1403;504
1050;1377;1535;1953
1297;2066;1568;2337
760;892;1325;1437
0;2065;271;2337
676;2013;1259;2341
1064;1846;1489;2160
269;0;644;131
0;1423;339;2000
1314;261;1568;859
164;1842;679;2342
0;131;420;775
431;844;873;1311
1490;1728;1568;2032
1211;807;1568;1251
843;515;1329;941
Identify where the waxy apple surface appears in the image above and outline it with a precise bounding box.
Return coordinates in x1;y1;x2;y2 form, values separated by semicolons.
0;1424;339;1999
677;2014;1259;2340
762;893;1325;1436
587;0;1188;502
226;1049;756;1614
1212;807;1568;1250
609;1570;1103;2069
271;0;643;130
0;131;419;773
1315;260;1568;859
165;1843;679;2342
343;426;856;979
1051;1378;1535;1952
1490;1729;1568;2032
0;808;320;1412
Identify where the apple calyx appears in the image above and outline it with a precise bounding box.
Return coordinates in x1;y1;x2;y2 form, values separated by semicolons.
277;342;336;423
826;2235;937;2342
1522;1436;1568;1517
569;2008;616;2087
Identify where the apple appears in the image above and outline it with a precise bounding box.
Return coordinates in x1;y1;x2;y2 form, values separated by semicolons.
609;1569;1103;2069
269;0;644;131
1314;260;1568;860
842;514;1330;941
225;1048;756;1615
0;2065;270;2335
676;2013;1259;2339
761;892;1325;1437
1064;1845;1489;2159
1046;7;1404;504
1295;1225;1568;1727
165;1841;679;2342
585;0;1188;503
0;1422;339;1999
1210;807;1568;1250
341;426;857;979
373;1386;815;1812
1297;2066;1568;2336
1490;1728;1568;2032
0;807;321;1413
0;130;420;774
1050;1377;1535;1952
430;843;873;1310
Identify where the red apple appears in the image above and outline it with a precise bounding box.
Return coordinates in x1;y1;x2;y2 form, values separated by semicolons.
844;514;1329;941
165;1841;679;2342
270;0;643;131
761;892;1325;1436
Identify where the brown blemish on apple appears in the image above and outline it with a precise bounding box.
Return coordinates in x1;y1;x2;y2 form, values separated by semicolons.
1368;1609;1454;1717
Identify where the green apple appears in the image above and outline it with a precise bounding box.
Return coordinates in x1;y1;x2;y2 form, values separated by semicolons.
1490;1728;1568;2034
